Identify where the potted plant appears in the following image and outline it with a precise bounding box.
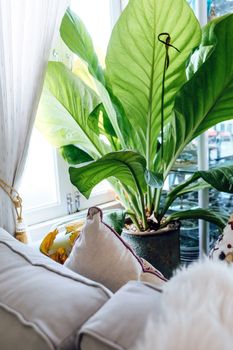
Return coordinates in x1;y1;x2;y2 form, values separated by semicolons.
37;0;233;278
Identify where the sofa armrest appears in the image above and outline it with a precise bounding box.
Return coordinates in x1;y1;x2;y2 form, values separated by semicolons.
79;281;163;350
0;228;111;350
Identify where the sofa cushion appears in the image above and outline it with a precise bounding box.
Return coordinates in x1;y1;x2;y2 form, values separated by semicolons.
0;228;112;350
65;207;166;292
79;281;163;350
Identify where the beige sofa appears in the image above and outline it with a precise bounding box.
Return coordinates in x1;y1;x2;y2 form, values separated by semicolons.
0;228;163;350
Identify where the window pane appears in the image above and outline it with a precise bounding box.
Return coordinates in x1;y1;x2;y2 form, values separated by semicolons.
19;129;59;210
70;0;112;56
208;0;233;20
187;0;196;9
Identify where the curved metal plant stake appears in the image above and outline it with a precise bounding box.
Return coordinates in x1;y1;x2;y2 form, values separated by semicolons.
158;33;180;161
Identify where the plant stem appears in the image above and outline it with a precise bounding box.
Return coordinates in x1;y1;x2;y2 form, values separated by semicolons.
155;33;180;221
160;54;168;161
121;184;142;223
139;190;148;230
110;136;118;151
154;188;162;218
146;32;156;172
146;186;153;213
127;213;141;231
159;173;199;221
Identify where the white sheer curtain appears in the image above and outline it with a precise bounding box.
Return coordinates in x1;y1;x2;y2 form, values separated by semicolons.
0;0;69;234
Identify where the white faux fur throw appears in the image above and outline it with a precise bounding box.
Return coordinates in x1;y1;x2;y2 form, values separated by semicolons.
136;260;233;350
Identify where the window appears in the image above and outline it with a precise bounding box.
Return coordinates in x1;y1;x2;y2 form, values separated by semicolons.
70;0;112;56
20;0;121;227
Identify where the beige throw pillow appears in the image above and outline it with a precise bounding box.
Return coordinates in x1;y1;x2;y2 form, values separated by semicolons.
65;207;166;292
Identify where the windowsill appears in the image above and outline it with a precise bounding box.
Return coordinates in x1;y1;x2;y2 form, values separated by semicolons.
28;200;122;243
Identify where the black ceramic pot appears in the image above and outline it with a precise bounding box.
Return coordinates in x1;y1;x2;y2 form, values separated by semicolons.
121;222;180;279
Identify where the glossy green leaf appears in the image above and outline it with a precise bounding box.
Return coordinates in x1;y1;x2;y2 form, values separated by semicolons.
163;15;233;173
145;170;163;188
36;62;111;159
60;7;104;83
196;165;233;193
105;0;201;165
93;79;128;148
36;89;103;159
60;145;93;165
69;150;147;198
160;165;233;219
164;208;227;229
174;181;210;196
88;103;117;138
186;46;214;79
71;59;129;148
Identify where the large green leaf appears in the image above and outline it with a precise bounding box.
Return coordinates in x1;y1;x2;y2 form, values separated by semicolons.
160;164;233;220
69;150;147;198
105;0;201;166
60;145;93;165
163;14;233;173
36;62;111;159
89;103;117;138
60;7;104;83
72;55;131;148
60;8;132;148
161;165;233;216
93;79;128;148
196;165;233;194
163;208;227;229
145;170;163;188
36;89;101;158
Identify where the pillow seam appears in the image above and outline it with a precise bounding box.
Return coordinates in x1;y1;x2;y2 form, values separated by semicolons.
0;241;112;298
0;302;55;350
78;329;125;350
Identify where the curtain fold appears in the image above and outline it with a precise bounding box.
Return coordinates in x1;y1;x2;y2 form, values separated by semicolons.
0;0;69;234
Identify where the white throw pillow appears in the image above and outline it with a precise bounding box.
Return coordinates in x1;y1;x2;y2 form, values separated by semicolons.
65;207;166;292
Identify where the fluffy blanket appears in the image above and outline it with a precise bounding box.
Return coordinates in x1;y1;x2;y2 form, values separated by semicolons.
136;260;233;350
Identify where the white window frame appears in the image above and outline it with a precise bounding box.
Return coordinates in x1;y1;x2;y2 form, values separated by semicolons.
23;0;122;227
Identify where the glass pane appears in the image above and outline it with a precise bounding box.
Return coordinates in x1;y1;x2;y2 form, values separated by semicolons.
187;0;196;9
19;129;59;211
70;0;112;57
209;122;233;164
208;0;233;20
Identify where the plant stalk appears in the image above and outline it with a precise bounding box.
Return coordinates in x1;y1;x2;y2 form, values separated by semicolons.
146;186;153;214
159;173;199;221
160;53;167;161
154;188;163;218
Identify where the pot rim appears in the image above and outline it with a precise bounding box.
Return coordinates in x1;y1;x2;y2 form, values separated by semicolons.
122;221;180;237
